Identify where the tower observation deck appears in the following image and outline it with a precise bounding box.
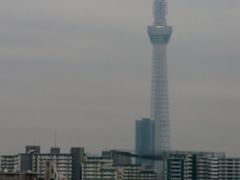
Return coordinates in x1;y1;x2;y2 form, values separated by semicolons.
148;0;172;178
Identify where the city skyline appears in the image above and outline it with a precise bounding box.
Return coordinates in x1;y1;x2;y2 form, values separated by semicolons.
0;0;239;155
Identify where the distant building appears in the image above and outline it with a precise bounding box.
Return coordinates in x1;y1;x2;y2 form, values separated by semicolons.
1;146;41;172
117;165;156;180
1;146;85;180
50;147;61;154
139;170;157;180
32;153;72;179
220;157;240;179
45;159;68;180
25;146;40;154
102;150;132;166
71;147;85;180
82;156;116;180
82;153;156;180
166;151;240;180
1;155;18;172
1;154;32;173
135;118;154;166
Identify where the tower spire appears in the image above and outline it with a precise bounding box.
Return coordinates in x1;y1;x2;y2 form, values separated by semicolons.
148;0;172;178
153;0;167;26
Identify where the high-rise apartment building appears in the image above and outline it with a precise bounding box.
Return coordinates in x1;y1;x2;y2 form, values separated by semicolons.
71;147;85;180
135;118;154;166
148;0;172;176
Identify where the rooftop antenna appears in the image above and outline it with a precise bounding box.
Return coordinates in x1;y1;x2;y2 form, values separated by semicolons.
54;130;57;148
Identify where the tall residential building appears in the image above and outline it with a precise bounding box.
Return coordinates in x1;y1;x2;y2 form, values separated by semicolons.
71;147;85;180
148;0;172;176
135;118;154;166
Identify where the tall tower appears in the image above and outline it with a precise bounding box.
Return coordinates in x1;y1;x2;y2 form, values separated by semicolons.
148;0;172;176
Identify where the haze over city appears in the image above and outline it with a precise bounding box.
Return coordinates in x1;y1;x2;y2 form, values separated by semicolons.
0;0;240;156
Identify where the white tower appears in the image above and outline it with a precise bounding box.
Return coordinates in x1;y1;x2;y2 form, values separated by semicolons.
148;0;172;177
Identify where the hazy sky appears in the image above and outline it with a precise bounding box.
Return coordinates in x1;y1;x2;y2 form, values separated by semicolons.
0;0;240;155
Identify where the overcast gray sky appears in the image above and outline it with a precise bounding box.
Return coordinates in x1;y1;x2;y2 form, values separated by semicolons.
0;0;240;155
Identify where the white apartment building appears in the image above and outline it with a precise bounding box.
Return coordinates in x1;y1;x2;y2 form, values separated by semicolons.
82;156;156;180
82;156;117;180
32;153;72;179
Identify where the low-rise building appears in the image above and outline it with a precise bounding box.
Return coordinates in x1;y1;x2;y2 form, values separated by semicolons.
166;151;240;180
1;154;32;173
1;146;85;180
102;151;132;166
82;155;156;180
0;172;37;180
117;165;156;180
82;156;117;180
